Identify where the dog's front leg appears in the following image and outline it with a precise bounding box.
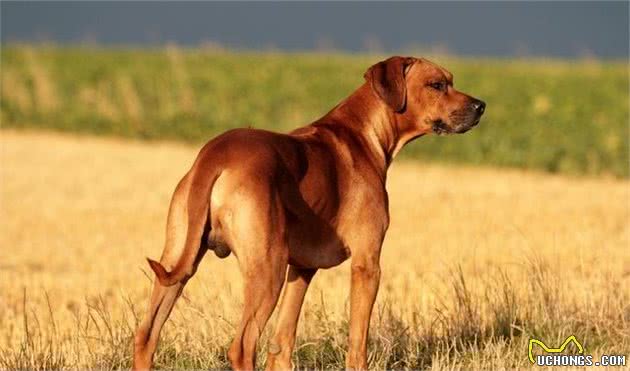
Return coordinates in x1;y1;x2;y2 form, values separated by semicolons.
346;252;381;370
265;266;317;371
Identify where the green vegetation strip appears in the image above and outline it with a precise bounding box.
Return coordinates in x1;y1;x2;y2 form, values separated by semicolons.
2;46;628;177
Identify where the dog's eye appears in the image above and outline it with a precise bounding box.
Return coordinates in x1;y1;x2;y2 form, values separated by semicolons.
429;82;446;91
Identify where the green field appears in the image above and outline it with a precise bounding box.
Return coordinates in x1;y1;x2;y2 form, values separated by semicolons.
1;45;628;177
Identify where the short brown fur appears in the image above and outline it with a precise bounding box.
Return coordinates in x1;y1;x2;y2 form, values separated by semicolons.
133;56;485;370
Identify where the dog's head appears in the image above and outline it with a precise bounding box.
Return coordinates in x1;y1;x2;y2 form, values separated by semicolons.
365;56;485;135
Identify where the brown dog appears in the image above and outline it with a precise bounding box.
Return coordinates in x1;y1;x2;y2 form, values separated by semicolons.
132;56;485;370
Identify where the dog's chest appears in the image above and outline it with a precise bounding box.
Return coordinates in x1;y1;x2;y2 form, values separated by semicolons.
287;188;388;270
287;229;350;269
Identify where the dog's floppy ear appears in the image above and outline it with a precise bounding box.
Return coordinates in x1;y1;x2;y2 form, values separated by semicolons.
364;56;415;112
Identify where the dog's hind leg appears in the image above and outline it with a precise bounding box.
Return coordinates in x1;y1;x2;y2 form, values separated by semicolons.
132;277;187;370
133;174;207;370
226;190;289;371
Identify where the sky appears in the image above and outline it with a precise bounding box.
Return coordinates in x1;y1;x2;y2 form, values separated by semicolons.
1;1;628;59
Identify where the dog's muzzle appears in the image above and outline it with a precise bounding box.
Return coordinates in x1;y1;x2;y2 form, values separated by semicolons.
443;99;486;134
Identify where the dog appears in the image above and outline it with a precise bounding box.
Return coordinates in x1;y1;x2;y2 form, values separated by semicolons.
132;56;485;370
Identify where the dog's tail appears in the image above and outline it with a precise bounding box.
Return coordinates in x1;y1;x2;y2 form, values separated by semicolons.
147;165;220;287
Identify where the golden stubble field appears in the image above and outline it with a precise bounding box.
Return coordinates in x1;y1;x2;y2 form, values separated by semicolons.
1;130;628;369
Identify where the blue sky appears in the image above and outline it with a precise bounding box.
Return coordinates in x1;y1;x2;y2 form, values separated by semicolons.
2;1;628;59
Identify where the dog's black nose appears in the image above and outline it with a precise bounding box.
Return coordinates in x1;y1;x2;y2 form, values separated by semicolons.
471;100;486;115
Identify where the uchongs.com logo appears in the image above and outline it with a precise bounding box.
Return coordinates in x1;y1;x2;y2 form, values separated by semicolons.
528;335;626;367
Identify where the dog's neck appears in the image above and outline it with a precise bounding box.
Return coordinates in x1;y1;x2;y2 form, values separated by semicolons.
318;84;425;175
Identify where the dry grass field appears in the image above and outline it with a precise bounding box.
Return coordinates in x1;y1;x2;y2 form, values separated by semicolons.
0;129;628;369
